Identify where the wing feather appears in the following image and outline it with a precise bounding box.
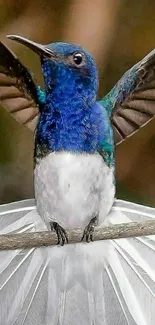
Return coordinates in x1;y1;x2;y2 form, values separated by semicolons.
0;42;40;131
100;49;155;144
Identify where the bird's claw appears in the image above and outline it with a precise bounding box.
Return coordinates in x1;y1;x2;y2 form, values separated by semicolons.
52;222;68;246
81;216;97;243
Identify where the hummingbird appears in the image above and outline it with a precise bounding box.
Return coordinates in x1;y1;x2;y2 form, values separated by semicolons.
0;36;155;325
0;35;155;245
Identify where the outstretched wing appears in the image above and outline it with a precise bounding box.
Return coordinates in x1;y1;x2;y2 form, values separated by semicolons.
0;42;42;131
100;49;155;145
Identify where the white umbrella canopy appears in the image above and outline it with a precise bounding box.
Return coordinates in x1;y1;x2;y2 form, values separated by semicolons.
0;199;155;325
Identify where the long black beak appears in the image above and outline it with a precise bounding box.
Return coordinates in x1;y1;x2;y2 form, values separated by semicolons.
7;35;54;58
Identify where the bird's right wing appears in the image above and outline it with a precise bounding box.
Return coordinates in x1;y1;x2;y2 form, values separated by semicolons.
100;49;155;145
0;42;43;131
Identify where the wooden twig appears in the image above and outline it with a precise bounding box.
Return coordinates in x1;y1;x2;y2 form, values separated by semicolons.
0;219;155;250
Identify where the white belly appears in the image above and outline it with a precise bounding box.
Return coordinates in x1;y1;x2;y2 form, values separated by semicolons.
34;151;115;229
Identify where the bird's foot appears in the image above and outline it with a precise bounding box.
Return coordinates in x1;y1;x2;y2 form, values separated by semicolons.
81;216;98;242
50;222;68;246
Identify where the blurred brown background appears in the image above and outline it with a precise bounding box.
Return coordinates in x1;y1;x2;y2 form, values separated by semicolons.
0;0;155;205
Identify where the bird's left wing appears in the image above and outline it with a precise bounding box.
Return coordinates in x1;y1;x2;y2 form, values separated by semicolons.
0;42;44;131
100;49;155;145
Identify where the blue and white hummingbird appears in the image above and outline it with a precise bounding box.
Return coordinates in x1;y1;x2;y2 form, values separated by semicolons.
0;36;155;324
4;35;117;244
1;35;155;244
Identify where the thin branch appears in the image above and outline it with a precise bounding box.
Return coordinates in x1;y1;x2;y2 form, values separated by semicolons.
0;219;155;250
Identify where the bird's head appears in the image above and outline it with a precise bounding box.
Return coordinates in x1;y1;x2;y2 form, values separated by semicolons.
7;35;98;107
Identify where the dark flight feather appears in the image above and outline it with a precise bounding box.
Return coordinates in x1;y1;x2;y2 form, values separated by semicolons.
0;42;39;130
100;49;155;144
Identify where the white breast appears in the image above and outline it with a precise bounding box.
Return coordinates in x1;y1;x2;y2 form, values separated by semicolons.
34;151;115;229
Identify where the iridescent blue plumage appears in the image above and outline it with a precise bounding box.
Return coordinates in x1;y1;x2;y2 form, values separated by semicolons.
35;42;114;166
36;85;46;105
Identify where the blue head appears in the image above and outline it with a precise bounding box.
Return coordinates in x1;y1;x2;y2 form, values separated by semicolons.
41;42;98;108
7;36;112;154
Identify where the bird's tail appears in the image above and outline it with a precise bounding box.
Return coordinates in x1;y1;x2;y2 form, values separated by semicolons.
0;199;155;325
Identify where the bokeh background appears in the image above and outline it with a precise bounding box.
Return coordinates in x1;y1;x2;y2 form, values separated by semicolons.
0;0;155;205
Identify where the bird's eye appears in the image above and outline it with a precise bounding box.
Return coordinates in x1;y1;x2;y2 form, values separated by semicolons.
72;53;84;67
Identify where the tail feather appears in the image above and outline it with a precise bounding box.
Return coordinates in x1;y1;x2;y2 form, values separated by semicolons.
108;242;151;325
0;199;155;324
107;200;155;325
